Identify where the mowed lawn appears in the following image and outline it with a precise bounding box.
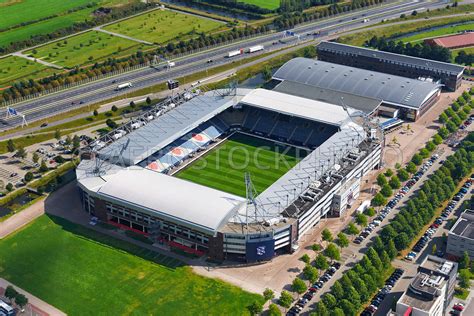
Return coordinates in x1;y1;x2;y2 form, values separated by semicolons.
0;215;262;315
239;0;280;10
0;56;56;88
400;22;474;43
176;133;307;197
103;10;223;44
25;31;143;68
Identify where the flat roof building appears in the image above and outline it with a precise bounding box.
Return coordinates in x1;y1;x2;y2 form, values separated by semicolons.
272;58;442;121
447;209;474;259
316;41;465;91
396;256;457;316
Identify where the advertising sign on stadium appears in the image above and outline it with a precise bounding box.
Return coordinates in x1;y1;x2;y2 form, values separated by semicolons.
246;239;275;262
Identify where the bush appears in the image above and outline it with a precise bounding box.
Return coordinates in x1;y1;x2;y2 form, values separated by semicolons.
23;172;34;183
106;119;117;129
6;182;13;192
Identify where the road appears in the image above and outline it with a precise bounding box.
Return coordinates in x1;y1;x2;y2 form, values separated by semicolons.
301;141;464;314
0;0;451;128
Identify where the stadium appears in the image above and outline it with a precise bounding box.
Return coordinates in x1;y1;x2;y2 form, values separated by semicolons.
76;83;382;262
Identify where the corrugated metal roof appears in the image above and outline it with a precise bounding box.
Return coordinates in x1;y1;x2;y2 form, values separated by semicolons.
317;41;465;75
273;80;381;114
273;58;441;109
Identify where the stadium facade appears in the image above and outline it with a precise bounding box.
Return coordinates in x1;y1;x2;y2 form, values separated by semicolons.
316;41;465;92
77;85;382;262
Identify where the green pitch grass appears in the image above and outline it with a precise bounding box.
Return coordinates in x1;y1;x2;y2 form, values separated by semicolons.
25;31;143;68
176;133;307;197
103;9;223;44
239;0;280;10
0;215;262;315
400;22;474;43
0;56;56;88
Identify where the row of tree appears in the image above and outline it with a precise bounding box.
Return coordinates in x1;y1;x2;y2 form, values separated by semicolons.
455;50;474;66
364;35;452;63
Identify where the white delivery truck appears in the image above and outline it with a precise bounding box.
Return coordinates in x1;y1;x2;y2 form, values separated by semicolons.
356;200;371;214
116;82;132;91
248;45;264;53
226;49;243;58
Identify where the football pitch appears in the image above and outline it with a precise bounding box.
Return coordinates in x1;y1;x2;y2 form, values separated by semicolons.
240;0;280;10
176;133;307;197
0;215;262;315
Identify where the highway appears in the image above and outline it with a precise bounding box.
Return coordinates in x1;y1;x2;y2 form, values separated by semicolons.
0;0;450;128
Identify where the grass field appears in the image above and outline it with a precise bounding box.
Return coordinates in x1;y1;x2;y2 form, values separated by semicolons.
103;9;223;44
25;31;143;68
0;215;262;315
239;0;280;10
176;133;306;197
0;55;56;87
399;22;474;43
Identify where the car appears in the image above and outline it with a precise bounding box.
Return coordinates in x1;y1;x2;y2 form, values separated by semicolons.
354;237;363;244
10;172;18;177
436;250;445;257
207;59;213;63
308;287;317;293
40;122;48;128
453;303;464;311
449;310;461;315
332;262;341;269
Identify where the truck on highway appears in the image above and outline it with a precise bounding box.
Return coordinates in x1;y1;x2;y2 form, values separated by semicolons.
248;45;264;53
115;82;132;91
226;49;244;58
279;36;298;44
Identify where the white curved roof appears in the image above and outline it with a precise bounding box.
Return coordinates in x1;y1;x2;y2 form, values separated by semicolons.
273;58;442;109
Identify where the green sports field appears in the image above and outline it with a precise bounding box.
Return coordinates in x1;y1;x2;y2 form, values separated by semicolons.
25;31;143;68
0;215;262;315
176;133;307;197
400;22;474;43
239;0;280;10
0;56;56;88
103;9;223;44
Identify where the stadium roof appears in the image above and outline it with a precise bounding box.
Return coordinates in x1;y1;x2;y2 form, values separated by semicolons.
240;88;354;127
317;40;465;75
95;168;245;235
232;122;366;223
273;80;382;114
273;58;442;110
99;91;244;166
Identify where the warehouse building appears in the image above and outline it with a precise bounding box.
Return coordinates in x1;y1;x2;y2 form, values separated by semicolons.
316;41;465;91
272;58;442;121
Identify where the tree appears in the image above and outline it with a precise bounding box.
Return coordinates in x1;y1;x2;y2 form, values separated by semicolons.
247;301;263;315
106;119;117;129
459;269;471;289
336;232;349;248
311;244;322;252
356;213;368;227
54;129;61;141
364;207;376;216
459;251;470;269
395;162;401;169
322;293;337;309
412;153;424;166
23;172;33;183
406;161;417;174
4;285;17;299
301;253;311;264
376;173;387;186
15;147;26;159
394;232;410;251
278;291;293;309
146;96;152;105
431;244;437;255
303;265;319;284
39;160;48;172
262;66;273;81
313;301;329;316
130;101;136;108
324;243;340;261
385;169;394;177
6;182;13;192
32;152;39;164
7;139;15;152
268;304;281;316
347;222;359;236
93;109;99;116
397;169;410;182
389;176;401;189
314;254;329;271
322;228;333;243
433;134;443;145
15;293;28;308
387;239;398;259
111;105;118;112
380;184;393;197
292;277;307;296
263;288;275;302
371;193;386;206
